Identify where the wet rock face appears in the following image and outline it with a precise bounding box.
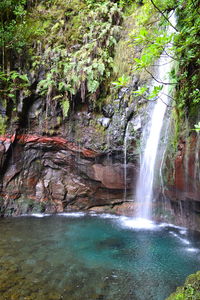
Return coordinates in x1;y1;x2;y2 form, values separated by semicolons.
0;134;137;216
0;71;145;217
165;134;200;203
161;132;200;230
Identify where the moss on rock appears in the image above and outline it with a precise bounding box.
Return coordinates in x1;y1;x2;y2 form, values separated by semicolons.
166;271;200;300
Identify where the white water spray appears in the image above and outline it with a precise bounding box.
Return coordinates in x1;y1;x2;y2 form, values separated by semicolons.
135;14;176;220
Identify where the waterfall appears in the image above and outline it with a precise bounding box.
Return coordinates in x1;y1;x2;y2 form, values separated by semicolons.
123;123;130;201
135;14;176;220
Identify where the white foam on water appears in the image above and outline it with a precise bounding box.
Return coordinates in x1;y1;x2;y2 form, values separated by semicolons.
158;222;169;228
179;237;190;245
159;222;187;231
169;231;190;245
31;213;50;218
20;213;51;218
187;248;199;253
169;231;177;236
98;213;119;219
180;229;187;235
117;217;158;230
57;212;86;217
89;212;99;216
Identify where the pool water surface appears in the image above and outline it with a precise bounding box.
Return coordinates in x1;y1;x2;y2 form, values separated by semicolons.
0;213;200;300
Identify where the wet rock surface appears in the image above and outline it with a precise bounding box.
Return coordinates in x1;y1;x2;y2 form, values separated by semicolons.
167;134;200;202
0;68;145;216
161;132;200;230
0;134;137;216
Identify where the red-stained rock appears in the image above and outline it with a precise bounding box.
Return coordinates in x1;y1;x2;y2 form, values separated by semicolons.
92;164;125;189
174;144;185;191
0;134;99;158
18;134;99;158
166;134;200;202
0;132;137;216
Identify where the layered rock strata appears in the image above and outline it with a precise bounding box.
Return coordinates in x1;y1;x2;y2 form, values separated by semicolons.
0;134;136;216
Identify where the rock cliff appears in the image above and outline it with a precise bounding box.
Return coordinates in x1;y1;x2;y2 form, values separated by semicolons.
0;0;200;232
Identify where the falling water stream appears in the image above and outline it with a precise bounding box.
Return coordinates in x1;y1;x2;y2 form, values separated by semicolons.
135;14;176;221
123;123;130;201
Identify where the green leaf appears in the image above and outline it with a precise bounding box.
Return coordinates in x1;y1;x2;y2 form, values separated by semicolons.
112;75;130;88
87;80;99;93
133;85;148;96
61;99;70;118
148;85;163;100
58;82;67;92
8;93;16;98
19;74;29;82
10;71;20;80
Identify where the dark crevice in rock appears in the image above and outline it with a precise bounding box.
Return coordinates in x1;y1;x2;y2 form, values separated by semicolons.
0;135;18;188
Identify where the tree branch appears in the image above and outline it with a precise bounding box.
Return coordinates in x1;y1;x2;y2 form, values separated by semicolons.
143;95;173;108
161;92;175;101
152;60;174;67
157;95;172;107
144;68;177;85
149;0;178;32
163;49;179;61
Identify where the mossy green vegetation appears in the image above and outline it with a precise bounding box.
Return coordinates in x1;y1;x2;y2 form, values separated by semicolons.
0;0;27;57
34;0;122;105
0;196;46;216
129;0;200;131
0;0;199;133
130;0;175;69
174;0;200;119
0;0;125;128
0;115;7;134
166;271;200;300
